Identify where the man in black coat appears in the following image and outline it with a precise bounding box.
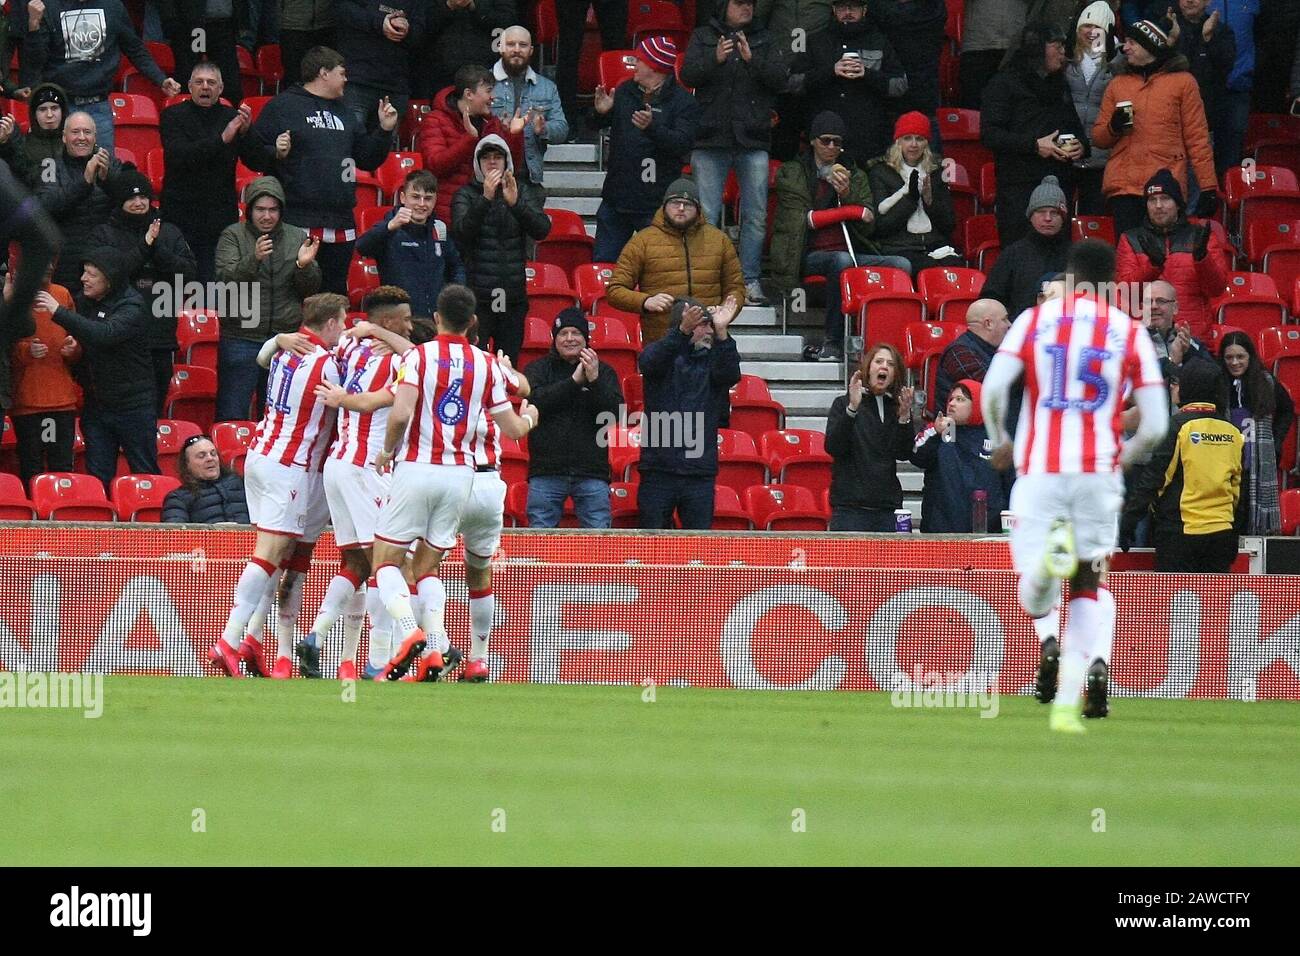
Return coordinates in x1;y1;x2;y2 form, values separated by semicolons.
867;0;943;131
88;170;198;414
158;0;247;107
980;20;1087;245
450;134;552;363
161;62;259;283
416;0;518;98
981;175;1074;321
39;247;159;488
590;36;700;263
804;0;909;170
522;309;624;528
334;0;427;133
636;296;742;530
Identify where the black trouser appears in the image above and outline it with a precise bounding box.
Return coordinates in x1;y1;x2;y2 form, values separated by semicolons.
958;49;1007;110
153;348;175;417
1107;194;1147;237
185;230;222;284
279;28;336;90
171;18;243;104
557;1;627;123
477;298;528;366
1075;167;1106;216
81;405;159;490
314;238;354;296
829;505;899;532
12;410;76;486
637;472;715;530
1154;528;1238;573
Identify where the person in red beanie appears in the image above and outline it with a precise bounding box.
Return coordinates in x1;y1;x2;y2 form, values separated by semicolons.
591;36;700;263
866;111;964;274
910;378;1014;533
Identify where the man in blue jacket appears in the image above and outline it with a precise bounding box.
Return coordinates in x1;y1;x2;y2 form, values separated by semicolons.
491;25;568;186
637;295;742;529
247;45;397;295
356;168;465;318
590;36;699;264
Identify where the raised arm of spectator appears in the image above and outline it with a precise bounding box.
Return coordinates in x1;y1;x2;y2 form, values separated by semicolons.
118;15;170;88
18;7;51;88
1193;221;1230;299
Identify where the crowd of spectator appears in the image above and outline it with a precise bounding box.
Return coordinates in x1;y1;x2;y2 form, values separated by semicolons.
0;0;1297;556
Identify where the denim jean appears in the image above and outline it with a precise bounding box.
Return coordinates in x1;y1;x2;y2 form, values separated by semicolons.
689;147;769;284
803;250;912;344
593;202;653;264
82;405;159;490
527;476;612;528
216;337;267;422
82;99;115;154
637;472;715;530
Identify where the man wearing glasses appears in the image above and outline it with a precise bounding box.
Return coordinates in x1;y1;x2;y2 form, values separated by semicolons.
769;110;911;363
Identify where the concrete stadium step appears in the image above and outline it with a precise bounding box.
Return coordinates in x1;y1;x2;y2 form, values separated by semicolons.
731;306;780;328
785;415;826;432
544;143;600;165
741;360;842;383
545;195;603;217
542;170;606;194
732;334;803;361
771;388;841;415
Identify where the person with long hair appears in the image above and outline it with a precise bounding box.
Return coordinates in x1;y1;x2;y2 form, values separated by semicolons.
866;113;963;275
1064;2;1122;214
825;342;917;531
1219;331;1295;535
160;435;250;524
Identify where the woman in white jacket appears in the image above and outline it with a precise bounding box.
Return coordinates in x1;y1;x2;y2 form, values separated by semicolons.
1063;1;1122;215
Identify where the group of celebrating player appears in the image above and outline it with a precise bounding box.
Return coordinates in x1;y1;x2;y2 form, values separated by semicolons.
206;283;537;685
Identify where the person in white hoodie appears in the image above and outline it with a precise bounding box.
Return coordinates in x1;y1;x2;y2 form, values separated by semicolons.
1064;1;1122;215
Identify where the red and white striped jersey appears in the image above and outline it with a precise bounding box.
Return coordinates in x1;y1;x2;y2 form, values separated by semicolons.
392;334;510;466
474;356;524;469
999;293;1163;476
330;336;400;467
250;332;340;471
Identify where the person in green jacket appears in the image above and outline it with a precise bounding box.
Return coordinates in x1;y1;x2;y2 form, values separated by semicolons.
769;111;910;363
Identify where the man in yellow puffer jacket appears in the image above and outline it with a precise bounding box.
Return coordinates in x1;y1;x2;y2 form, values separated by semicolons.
606;177;746;343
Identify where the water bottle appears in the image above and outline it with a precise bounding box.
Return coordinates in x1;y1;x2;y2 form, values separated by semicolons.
970;490;988;533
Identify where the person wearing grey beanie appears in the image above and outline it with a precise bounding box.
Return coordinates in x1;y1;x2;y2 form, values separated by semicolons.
982;175;1072;320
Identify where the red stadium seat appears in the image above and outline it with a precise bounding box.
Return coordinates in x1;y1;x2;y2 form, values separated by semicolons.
715;429;767;500
505;481;529;527
574;262;617;311
177;309;220;369
211;421;256;466
1222;163;1299;233
977;161;996;211
165;367;218;433
535;209;594;275
145;146;165;194
961;214;1000;270
588;314;640;383
627;0;687;48
1262;244;1300;299
610;481;639;528
1245;217;1300;267
622;372;644;414
1071;215;1116;245
608;427;642;483
1244;114;1300;159
113;146;138;167
760;429;833;498
7;98;29;133
255;44;284;93
728;374;785;444
840;265;924;354
1281;489;1300;535
499;435;529;487
744;484;826;531
1258;326;1300;369
374;151;423;201
947;160;977;223
518;316;555;372
0;472;36;519
904;320;967;405
242;95;273;124
357;205;391;234
0;414;17;476
916;266;984;323
347;258;380;309
935;108;992;178
1213;272;1285;335
399;100;434;150
30;473;115;521
711;485;752;530
1239;196;1300;259
353;170;382;209
109;93;161;157
597;51;638;91
111;474;181;522
237;45;261;99
524;261;579;322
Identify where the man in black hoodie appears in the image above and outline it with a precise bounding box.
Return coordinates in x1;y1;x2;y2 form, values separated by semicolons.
334;0;426;134
980;20;1087;245
522;308;624;528
804;0;910;170
247;45;397;294
981;175;1074;321
161;61;258;283
39;247;159;488
88;169;197;414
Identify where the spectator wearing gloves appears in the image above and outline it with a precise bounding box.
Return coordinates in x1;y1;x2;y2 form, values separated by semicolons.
768;110;911;364
590;36;699;264
866;111;963;275
88;169;198;415
1219;330;1294;536
1119;357;1241;572
1091;18;1216;235
1064;1;1122;215
911;379;1013;533
1115;168;1229;340
981;175;1073;322
356;168;465;320
522;308;624;529
824;342;916;531
491;26;568;186
981;19;1087;245
161;434;251;523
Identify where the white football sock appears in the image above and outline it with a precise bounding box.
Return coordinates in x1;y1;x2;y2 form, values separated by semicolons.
341;587;366;665
469;587;494;660
311;570;362;641
246;570;280;641
1032;602;1060;644
1019;572;1058;620
1095;586;1116;666
376;564;419;637
1058;591;1106;709
221;558;276;649
277;571;305;659
417;574;449;653
365;579;391;668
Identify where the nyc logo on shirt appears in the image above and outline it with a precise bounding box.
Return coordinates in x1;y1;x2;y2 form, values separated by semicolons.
61;9;107;62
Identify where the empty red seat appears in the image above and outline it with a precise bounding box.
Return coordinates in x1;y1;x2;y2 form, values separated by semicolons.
165;366;217;432
1071;215;1116;245
588;314;640;382
242;95;273;124
109;92;161;157
505;481;529;527
574;262;617;311
744;484;827;531
145;146;165;193
1281;489;1300;535
840;265;924;353
961;214;1000;270
608;426;642;482
525;261;579;323
255;44;284;93
30;472;116;521
715;428;767;500
347;258;380;308
177;309;220;369
760;429;833;497
374;151;423;201
0;472;36;519
211;420;256;466
622;372;644;413
728;373;785;444
597;51;638;91
536;209;595;276
610;481;639;527
517;315;555;372
112;474;181;522
916;266;984;323
499;435;529;486
711;484;752;530
0;414;17;475
399;99;434;149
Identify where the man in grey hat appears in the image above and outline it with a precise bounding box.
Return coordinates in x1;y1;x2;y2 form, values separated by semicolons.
981;174;1074;321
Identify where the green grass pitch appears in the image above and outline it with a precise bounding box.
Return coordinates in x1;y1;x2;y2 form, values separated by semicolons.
2;677;1297;866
